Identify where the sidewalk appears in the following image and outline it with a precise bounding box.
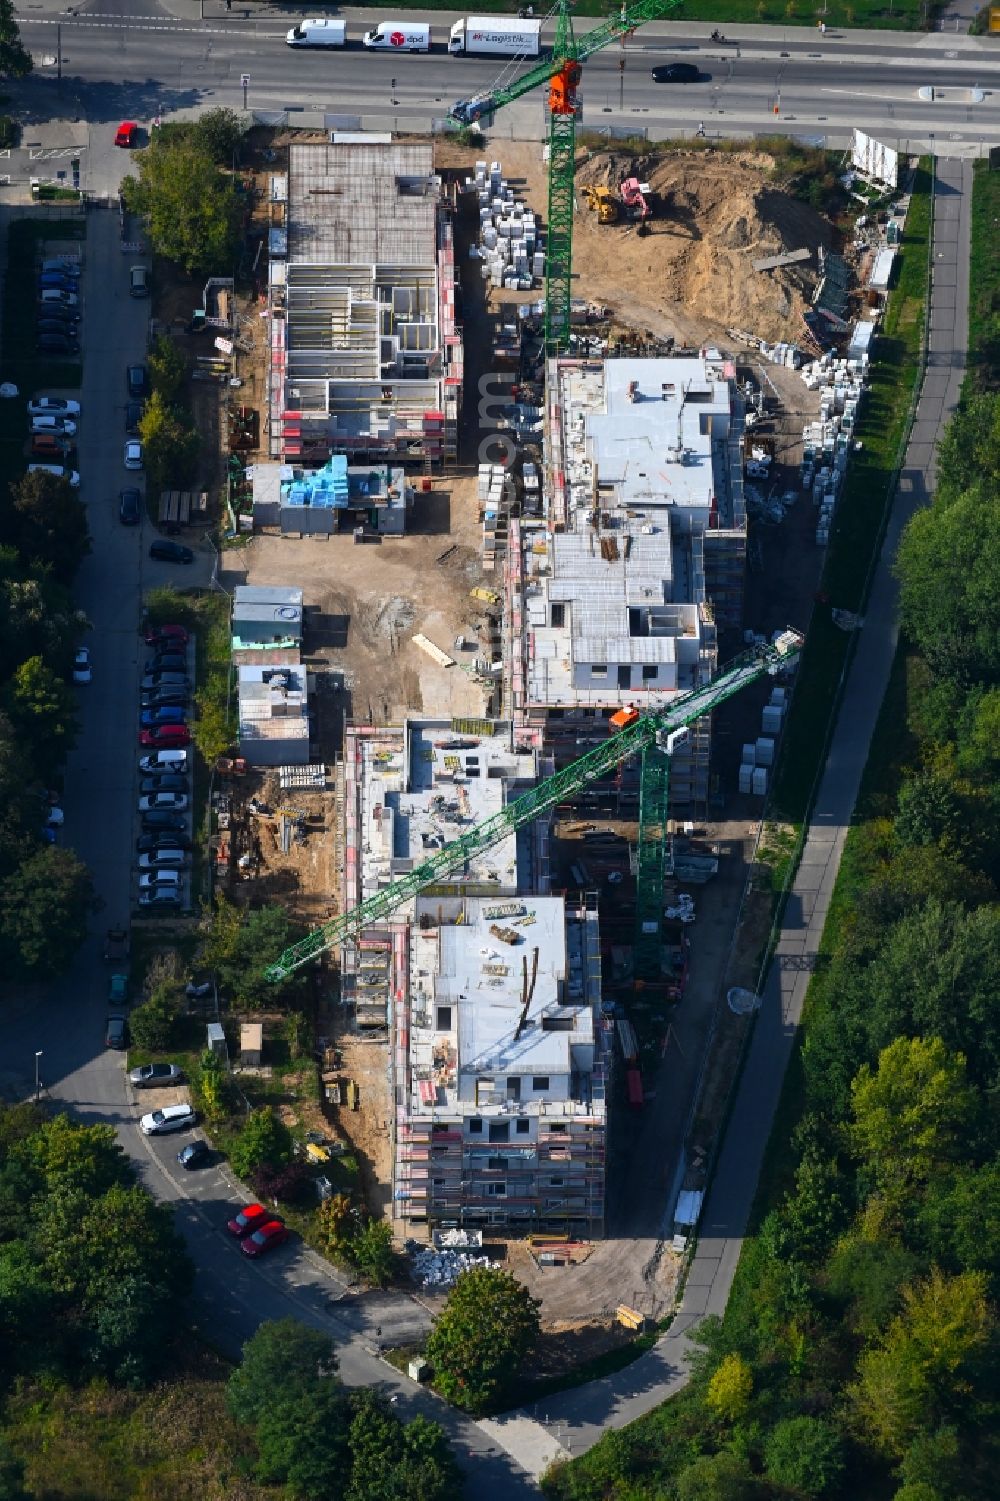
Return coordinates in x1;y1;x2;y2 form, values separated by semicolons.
481;155;972;1478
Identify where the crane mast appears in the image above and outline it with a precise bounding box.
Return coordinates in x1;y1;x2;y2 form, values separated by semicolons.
450;0;683;352
264;631;802;982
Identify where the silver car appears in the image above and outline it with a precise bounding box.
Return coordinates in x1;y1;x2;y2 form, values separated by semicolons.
140;1103;197;1135
130;1062;185;1089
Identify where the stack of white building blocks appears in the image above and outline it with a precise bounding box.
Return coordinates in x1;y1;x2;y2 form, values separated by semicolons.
465;160;543;291
798;351;868;546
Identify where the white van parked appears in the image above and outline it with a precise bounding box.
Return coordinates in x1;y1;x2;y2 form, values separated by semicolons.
28;463;80;488
363;21;430;51
286;18;346;47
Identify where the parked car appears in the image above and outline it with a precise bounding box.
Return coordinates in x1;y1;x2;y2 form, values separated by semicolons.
144;624;189;647
242;1221;289;1259
139;774;188;795
72;647;92;684
126;364;149;398
139;725;191;749
140;692;189;712
138;750;188;773
124;438;143;470
148;634;188;654
177;1139;210;1170
130;1062;184;1089
136;832;190;854
28;396;81;418
138;791;189;813
38;287;79;307
139;706;188;728
31;434;74;461
149;540;194;565
226;1203;271;1239
139;1103;197;1136
141;673;190;691
138;869;182;890
651;61;701;82
119;487;141;525
27;463;80;487
105;1014;127;1049
137;850;189;872
40;257;80;277
144;653;186;674
124;400;145;435
37;333;78;355
31;415;77;436
138;887;183;908
139;808;187;830
115;121;139;148
38;273;78;293
109;973;128;1006
129;265;149;298
35;306;79;326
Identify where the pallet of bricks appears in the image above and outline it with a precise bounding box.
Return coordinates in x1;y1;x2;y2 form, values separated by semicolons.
463;160;544;292
479;462;508;571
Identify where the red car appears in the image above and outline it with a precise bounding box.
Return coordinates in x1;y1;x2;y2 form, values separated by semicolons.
242;1220;289;1259
139;724;191;749
144;623;189;647
115;121;138;148
226;1203;269;1239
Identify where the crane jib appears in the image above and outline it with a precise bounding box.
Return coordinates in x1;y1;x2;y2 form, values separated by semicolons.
263;632;803;982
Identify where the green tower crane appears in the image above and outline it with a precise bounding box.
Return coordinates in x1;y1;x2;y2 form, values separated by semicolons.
450;0;683;353
264;630;802;983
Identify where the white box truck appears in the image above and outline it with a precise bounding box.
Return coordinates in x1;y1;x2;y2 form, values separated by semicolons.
449;16;542;56
286;18;347;47
363;21;430;51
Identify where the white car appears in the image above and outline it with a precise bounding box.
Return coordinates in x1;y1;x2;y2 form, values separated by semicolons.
139;750;188;773
139;1103;197;1136
27;396;81;418
32;415;77;436
138;869;182;890
72;647;92;684
138;792;188;813
124;439;143;471
137;849;188;870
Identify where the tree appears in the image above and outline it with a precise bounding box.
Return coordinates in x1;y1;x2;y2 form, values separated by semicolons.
191;107;244;165
10;469;91;585
0;1438;28;1501
848;1036;977;1205
227;1319;337;1428
850;1269;991;1457
674;1451;756;1501
122;140;242;276
895;772;968;855
19;1113;131;1200
193;677;235;763
316;1192;354;1255
348;1219;395;1288
0;846;97;975
3;654;77;778
138;390;200;489
346;1391;458;1501
0;0;32;80
128;981;183;1052
253;1378;350;1497
148;333;189;406
763;1416;845;1496
426;1266;540;1413
896;483;1000;682
228;1107;293;1181
825;1235;921;1339
202;897;301;1012
705;1353;754;1424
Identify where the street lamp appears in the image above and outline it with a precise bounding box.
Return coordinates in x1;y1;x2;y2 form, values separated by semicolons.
34;1051;42;1102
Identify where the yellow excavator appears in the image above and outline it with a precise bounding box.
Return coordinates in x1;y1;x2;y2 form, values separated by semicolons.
582;184;619;225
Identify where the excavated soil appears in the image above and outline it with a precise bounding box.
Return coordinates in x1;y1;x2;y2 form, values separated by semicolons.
574;148;831;344
440;139;834;347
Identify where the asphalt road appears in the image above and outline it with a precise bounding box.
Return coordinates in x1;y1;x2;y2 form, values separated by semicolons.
8;4;1000;196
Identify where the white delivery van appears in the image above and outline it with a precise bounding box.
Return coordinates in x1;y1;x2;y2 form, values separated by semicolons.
285;18;347;47
363;21;430;51
28;463;80;488
449;17;542;56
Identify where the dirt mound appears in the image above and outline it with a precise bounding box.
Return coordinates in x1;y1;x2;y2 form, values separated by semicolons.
573;148;833;344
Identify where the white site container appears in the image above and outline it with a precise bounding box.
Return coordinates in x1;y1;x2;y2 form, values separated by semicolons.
741;742;756;766
738;766;754;795
762;705;784;735
752;766;769;796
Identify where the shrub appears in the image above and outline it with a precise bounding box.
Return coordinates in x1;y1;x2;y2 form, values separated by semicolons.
229;1107;293;1180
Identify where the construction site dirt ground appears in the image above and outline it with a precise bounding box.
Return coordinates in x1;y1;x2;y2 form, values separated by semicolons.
218;478;495;732
435;138;837;348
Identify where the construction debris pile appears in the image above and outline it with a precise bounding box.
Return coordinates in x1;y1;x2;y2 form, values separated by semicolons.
409;1243;492;1289
465;159;543;291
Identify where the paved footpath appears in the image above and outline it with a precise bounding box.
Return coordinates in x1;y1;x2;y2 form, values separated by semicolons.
481;155;972;1481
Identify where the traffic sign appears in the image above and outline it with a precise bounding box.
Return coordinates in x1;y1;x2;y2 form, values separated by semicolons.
240;73;250;87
